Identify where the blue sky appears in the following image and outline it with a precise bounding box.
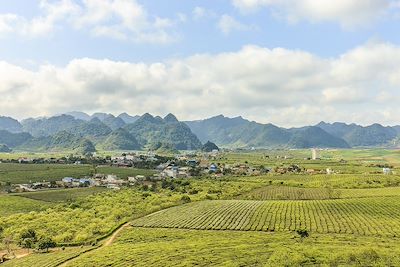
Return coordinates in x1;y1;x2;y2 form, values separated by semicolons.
1;0;400;126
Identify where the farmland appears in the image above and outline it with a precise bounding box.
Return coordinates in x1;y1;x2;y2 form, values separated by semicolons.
238;185;400;200
52;228;400;266
0;164;91;184
0;195;54;216
131;198;400;236
2;149;400;266
12;187;108;203
0;163;156;185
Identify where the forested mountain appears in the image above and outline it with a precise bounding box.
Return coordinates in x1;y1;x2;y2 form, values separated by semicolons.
1;112;400;152
118;113;140;124
124;113;202;150
21;115;84;137
19;131;96;153
0;130;32;147
316;122;398;147
0;116;23;133
185;115;350;149
100;128;141;151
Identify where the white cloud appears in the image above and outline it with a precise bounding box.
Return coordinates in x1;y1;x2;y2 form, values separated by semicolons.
192;6;217;20
1;42;400;126
217;15;256;34
232;0;397;28
0;0;178;44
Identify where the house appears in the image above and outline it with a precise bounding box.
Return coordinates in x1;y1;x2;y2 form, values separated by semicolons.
326;168;334;175
209;164;218;173
62;177;75;184
162;166;179;178
383;168;392;175
105;174;118;183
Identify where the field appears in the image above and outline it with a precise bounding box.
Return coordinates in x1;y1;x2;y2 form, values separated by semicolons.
58;228;400;266
131;198;400;236
12;187;108;203
0;163;156;185
0;195;54;216
1;247;96;267
3;149;400;266
0;164;91;184
238;185;400;200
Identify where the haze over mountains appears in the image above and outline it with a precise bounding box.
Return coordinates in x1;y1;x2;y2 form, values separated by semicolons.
0;112;399;153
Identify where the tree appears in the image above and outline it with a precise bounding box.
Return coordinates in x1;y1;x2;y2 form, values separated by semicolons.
296;229;309;241
181;195;191;203
19;229;37;251
36;237;56;252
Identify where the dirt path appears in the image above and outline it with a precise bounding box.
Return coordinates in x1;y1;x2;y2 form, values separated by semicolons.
104;222;130;247
57;222;131;267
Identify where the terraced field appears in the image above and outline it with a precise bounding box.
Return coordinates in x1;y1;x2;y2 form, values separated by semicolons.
132;198;400;236
1;247;95;267
56;228;400;267
238;185;400;200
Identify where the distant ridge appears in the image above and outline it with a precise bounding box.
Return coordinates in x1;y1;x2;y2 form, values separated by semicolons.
0;112;400;152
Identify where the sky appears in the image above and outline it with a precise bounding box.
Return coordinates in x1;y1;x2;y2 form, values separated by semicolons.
1;0;400;127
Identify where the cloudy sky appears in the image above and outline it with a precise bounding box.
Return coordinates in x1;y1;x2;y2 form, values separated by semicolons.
1;0;400;126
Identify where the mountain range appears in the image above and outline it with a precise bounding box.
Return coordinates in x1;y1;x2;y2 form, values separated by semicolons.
0;112;399;153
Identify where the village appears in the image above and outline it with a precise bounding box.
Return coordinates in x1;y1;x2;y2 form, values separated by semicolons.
4;148;394;194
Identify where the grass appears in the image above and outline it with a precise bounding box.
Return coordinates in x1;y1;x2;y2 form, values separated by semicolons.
0;195;54;216
12;187;108;203
0;164;91;184
132;198;400;236
50;227;400;267
0;163;156;185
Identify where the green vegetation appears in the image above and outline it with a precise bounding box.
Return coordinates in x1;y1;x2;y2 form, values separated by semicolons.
59;228;400;267
239;185;400;200
3;148;400;266
0;195;53;216
0;163;156;185
12;187;108;203
1;247;95;267
0;164;91;184
124;113;202;150
132;198;400;236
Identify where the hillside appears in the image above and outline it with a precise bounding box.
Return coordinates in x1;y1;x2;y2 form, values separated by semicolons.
21;115;84;137
317;122;398;147
0;116;23;133
18;131;96;153
125;113;202;150
0;130;32;147
186;115;350;149
1;112;400;151
100;128;141;151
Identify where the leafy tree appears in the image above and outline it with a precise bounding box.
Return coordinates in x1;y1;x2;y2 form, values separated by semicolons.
296;229;309;241
36;237;56;252
19;229;37;250
181;195;191;203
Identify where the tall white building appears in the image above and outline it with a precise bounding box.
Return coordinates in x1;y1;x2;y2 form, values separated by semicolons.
311;148;320;160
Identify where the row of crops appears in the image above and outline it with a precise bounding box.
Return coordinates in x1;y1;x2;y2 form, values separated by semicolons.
238;185;400;200
132;198;400;236
2;247;95;267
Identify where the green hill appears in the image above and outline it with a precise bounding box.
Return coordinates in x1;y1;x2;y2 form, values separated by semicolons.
186;115;349;149
101;128;141;150
124;113;202;150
